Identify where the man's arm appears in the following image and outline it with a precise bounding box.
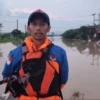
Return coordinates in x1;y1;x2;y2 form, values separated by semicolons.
2;45;22;78
2;51;14;78
60;49;69;89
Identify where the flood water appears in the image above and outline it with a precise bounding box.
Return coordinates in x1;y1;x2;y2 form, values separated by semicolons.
0;36;100;100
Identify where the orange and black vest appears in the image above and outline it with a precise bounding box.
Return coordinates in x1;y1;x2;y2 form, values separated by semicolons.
19;43;62;98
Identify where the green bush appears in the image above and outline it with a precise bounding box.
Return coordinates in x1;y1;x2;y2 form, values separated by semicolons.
62;26;89;40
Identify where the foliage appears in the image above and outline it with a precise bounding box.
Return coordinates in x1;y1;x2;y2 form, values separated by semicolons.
62;26;89;40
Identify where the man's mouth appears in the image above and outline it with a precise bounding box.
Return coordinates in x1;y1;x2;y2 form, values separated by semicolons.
35;33;43;38
35;33;43;36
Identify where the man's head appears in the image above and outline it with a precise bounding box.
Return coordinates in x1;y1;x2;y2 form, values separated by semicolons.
27;9;51;42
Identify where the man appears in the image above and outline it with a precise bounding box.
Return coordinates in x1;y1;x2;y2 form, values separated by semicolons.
2;9;69;100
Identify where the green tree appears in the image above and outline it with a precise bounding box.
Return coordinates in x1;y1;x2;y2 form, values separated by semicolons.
0;23;3;31
62;26;89;40
79;26;89;40
11;29;22;37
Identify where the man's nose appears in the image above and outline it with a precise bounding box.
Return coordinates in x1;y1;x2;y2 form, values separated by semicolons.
36;25;41;30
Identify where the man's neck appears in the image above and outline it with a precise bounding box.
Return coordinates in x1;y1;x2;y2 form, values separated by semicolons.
32;39;45;49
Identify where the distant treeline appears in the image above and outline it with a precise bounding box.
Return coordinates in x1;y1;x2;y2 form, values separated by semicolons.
0;26;90;43
62;26;89;40
0;29;59;43
0;29;31;46
0;29;30;43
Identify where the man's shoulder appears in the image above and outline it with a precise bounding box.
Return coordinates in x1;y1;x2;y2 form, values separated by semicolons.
9;44;22;57
51;44;66;53
50;44;67;65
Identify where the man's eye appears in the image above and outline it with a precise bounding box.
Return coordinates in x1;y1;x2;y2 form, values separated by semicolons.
32;23;36;26
40;22;45;26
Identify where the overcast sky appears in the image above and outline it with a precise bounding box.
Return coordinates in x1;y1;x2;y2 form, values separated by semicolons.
0;0;100;33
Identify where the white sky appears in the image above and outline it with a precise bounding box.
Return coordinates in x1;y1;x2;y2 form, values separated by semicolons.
0;0;100;33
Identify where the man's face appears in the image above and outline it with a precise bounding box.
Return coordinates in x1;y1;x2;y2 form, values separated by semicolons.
27;18;51;41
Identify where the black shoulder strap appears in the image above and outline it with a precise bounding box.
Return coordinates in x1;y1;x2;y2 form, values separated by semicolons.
22;42;29;55
41;43;54;56
47;43;54;54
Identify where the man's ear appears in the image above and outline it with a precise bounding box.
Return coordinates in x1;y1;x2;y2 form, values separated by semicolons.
47;26;51;32
27;26;30;33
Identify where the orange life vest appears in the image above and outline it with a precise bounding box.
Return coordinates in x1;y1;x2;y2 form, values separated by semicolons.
18;43;62;98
